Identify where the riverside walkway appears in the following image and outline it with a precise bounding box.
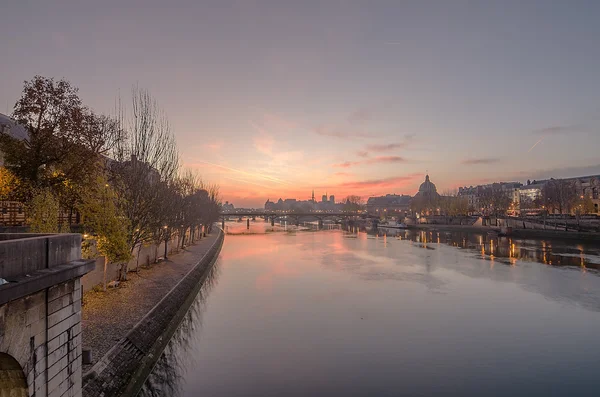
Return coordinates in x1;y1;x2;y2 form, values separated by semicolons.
81;232;221;376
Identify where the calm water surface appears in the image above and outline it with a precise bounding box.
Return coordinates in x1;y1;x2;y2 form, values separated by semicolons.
141;221;600;397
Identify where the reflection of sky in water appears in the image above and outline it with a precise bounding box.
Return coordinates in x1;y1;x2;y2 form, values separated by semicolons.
145;221;600;397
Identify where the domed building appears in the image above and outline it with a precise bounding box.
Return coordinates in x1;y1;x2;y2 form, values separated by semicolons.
412;174;440;215
415;174;439;200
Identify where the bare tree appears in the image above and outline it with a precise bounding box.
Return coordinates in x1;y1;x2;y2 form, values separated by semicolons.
110;86;180;279
542;179;577;214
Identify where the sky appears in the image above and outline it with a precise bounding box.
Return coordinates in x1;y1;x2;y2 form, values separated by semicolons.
2;1;600;208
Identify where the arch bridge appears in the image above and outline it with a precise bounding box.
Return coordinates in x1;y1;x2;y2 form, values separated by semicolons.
219;211;367;227
0;233;94;397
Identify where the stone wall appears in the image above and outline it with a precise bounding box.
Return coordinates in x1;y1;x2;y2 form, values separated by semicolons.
81;227;201;293
0;279;82;397
46;279;83;397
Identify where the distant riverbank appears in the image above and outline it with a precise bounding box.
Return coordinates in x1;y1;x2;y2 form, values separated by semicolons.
412;223;600;242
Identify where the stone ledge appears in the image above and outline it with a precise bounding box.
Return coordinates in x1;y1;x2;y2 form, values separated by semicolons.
0;260;95;306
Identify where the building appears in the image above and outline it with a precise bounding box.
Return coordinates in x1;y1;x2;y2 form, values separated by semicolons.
518;181;545;207
414;175;439;201
458;181;522;214
366;194;412;215
264;192;343;212
518;175;599;213
221;201;235;212
0;113;28;167
574;175;600;213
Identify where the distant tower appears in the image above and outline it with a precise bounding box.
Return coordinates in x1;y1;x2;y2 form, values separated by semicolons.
312;189;315;203
322;193;327;203
329;195;335;204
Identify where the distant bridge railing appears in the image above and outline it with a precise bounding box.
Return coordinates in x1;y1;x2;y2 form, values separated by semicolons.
219;211;366;219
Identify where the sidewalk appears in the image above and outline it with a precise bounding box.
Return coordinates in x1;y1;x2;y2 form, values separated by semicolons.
81;233;219;373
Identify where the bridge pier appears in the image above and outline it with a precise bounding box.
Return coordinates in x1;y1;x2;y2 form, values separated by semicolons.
271;217;275;227
247;219;250;229
318;219;323;229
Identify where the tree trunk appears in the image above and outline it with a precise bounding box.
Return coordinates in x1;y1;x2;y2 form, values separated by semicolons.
119;263;128;281
103;256;108;292
135;244;142;272
180;228;186;249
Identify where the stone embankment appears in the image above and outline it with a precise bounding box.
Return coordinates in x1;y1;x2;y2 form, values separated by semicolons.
81;229;224;396
413;223;600;242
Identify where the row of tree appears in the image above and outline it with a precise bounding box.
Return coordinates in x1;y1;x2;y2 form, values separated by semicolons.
0;76;222;283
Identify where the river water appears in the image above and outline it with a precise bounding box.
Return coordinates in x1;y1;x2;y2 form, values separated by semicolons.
140;221;600;397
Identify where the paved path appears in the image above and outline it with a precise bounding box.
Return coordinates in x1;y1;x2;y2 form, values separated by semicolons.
81;233;219;373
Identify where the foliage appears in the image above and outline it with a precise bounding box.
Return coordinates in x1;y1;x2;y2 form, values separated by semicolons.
79;175;131;264
0;168;21;201
343;195;364;212
28;189;60;233
3;76;223;281
577;195;596;214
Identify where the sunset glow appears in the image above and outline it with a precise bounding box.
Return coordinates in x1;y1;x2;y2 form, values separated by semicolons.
2;1;600;207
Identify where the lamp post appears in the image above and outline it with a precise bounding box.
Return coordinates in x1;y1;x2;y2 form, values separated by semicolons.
163;225;168;260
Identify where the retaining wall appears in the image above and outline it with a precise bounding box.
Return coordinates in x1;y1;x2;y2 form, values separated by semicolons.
82;229;224;396
81;227;200;293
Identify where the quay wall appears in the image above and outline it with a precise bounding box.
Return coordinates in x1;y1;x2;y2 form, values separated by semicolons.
81;228;198;293
82;229;224;397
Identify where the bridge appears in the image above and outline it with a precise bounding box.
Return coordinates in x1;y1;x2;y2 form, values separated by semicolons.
219;211;369;227
0;233;94;397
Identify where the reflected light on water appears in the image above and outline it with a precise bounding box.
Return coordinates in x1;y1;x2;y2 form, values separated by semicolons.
142;221;600;397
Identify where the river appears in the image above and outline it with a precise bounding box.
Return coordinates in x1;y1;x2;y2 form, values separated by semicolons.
140;221;600;397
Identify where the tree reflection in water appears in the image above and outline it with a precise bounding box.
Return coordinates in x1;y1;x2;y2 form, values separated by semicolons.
139;260;222;397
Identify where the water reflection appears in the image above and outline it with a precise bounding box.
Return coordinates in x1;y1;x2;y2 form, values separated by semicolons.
142;223;600;397
139;260;221;397
375;228;600;271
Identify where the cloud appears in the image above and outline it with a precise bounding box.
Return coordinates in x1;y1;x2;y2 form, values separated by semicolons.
366;156;405;164
253;134;275;156
333;161;361;168
365;134;416;152
334;172;352;176
347;108;372;124
532;125;581;135
525;163;600;181
366;143;407;152
356;150;369;158
202;141;223;151
337;174;420;190
192;160;292;185
332;156;406;168
314;126;373;139
461;158;501;165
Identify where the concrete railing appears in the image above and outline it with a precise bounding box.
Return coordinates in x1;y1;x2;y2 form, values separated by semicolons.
0;233;82;279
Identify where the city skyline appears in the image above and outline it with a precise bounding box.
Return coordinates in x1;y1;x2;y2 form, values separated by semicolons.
2;1;600;207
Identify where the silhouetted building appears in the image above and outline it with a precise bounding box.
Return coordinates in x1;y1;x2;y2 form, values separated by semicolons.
221;201;235;212
366;194;412;215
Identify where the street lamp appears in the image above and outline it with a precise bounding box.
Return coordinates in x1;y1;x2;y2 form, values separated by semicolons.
163;225;168;260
